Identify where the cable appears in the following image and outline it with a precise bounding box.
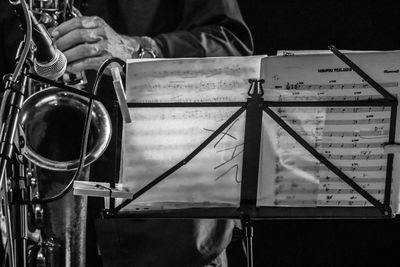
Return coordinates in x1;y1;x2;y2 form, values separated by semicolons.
32;57;126;204
10;0;32;83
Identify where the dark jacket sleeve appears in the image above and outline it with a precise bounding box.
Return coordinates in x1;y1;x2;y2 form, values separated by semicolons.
154;0;253;58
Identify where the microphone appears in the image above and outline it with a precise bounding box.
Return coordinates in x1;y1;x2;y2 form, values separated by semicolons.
11;0;67;80
30;14;67;80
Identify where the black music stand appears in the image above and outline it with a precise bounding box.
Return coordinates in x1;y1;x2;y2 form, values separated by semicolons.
91;47;398;267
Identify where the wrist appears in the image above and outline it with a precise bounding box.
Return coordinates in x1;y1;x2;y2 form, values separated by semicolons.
130;36;163;58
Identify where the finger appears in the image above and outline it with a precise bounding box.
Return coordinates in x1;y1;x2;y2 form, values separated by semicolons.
47;26;55;35
64;42;106;63
72;6;82;17
55;28;106;51
52;16;105;39
66;55;109;73
51;17;85;39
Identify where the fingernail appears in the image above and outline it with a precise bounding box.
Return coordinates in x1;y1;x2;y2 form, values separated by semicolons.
52;30;59;38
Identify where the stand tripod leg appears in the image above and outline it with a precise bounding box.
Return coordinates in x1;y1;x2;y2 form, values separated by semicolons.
11;169;28;267
2;174;15;267
3;160;28;267
243;219;254;267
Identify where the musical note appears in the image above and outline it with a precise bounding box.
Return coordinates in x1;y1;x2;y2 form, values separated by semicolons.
123;53;399;210
126;56;264;103
121;106;246;210
282;82;397;91
269;100;390;208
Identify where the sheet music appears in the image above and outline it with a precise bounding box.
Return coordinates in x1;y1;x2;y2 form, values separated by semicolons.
126;56;264;103
276;50;388;56
121;107;246;210
122;56;267;210
259;52;400;209
122;52;400;213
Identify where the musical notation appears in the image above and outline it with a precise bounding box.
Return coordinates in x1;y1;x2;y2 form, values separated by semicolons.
130;64;257;79
323;154;386;160
279;142;385;149
130;79;245;94
275;188;384;195
276;165;387;173
277;129;389;138
284;82;398;91
270;104;390;207
277;106;391;114
273;200;372;206
265;81;398;102
276;176;386;184
126;56;264;103
281;118;390;126
122;52;400;211
122;107;245;209
261;102;390;208
258;51;400;209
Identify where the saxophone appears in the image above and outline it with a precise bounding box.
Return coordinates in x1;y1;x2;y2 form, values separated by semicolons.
18;1;111;266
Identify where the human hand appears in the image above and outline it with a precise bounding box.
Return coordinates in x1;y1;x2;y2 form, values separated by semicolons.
51;16;140;73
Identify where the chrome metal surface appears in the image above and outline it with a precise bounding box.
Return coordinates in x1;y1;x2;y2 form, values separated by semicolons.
18;87;112;171
36;167;88;267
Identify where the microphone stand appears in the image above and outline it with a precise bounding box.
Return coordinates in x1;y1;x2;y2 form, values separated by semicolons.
0;40;33;267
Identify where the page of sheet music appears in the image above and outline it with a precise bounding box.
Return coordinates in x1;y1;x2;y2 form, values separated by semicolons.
121;107;245;210
126;56;264;103
122;56;264;211
259;51;400;210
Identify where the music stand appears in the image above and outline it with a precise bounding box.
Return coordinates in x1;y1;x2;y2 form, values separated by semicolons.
76;47;399;267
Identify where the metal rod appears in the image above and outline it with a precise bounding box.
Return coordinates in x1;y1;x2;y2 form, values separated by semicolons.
328;45;398;102
243;219;254;267
384;105;398;209
128;102;245;108
240;80;264;211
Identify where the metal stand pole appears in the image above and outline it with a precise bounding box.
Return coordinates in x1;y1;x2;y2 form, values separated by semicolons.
10;162;28;267
243;219;254;267
239;79;263;267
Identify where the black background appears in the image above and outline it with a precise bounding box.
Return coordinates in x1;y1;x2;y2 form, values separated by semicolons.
239;0;400;55
2;1;400;266
234;1;400;266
